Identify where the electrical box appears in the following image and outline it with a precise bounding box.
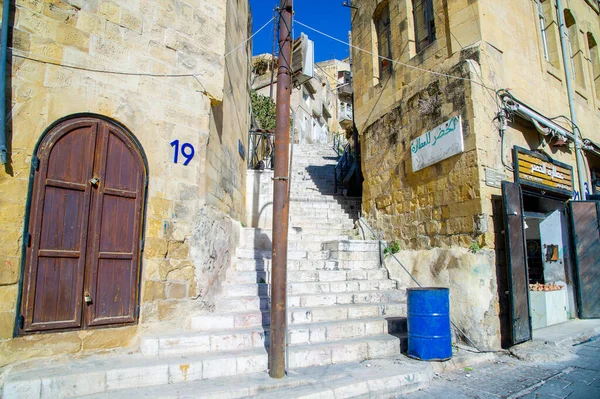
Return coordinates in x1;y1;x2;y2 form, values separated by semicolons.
292;33;314;86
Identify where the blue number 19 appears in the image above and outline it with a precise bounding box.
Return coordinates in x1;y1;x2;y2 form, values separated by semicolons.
170;140;195;166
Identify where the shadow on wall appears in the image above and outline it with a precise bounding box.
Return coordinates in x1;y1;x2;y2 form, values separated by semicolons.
3;0;16;176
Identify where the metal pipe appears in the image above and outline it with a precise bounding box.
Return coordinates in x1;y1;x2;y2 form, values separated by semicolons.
269;0;292;380
503;98;579;144
556;0;586;198
0;0;11;165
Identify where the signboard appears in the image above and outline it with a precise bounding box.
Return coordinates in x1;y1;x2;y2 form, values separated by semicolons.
514;146;573;197
411;115;464;172
485;167;505;188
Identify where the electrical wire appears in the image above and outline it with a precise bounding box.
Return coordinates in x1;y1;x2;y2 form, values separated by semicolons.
295;20;496;90
10;16;274;81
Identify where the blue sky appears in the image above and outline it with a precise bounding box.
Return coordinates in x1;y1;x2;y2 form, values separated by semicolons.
249;0;352;62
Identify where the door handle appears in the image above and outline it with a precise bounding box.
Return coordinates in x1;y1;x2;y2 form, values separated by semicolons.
84;292;93;305
89;177;100;186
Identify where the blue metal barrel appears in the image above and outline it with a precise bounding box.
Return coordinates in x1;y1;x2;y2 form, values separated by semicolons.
407;287;452;361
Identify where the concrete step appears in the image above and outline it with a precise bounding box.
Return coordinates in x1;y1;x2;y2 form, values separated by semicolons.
216;290;406;311
287;316;407;345
287;334;402;368
143;317;406;358
323;240;380;252
69;358;431;399
225;268;389;285
234;258;381;272
141;327;267;357
221;279;396;297
2;348;268;398
191;302;407;331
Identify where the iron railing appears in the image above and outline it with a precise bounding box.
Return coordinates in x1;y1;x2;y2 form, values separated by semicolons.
248;130;275;169
334;142;353;194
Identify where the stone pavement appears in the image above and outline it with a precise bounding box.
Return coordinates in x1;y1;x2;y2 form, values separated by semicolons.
398;336;600;399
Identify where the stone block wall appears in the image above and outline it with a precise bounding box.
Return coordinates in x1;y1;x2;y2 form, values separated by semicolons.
360;47;483;250
0;0;250;366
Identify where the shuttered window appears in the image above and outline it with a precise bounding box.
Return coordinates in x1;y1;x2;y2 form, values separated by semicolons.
413;0;436;53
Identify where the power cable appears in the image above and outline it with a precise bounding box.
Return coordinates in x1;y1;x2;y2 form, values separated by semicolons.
295;20;496;90
10;16;274;81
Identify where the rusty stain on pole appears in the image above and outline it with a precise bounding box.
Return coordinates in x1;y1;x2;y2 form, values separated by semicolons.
269;0;293;379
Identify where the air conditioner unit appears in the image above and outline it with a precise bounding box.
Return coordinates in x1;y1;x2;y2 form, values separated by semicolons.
292;33;314;86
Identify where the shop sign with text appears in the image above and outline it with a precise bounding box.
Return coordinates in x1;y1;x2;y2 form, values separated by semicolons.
411;116;464;172
514;146;573;196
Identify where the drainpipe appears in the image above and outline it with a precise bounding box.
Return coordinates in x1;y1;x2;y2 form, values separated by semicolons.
556;0;586;198
0;0;10;165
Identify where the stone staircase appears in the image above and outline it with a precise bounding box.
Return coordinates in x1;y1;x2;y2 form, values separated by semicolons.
3;143;410;398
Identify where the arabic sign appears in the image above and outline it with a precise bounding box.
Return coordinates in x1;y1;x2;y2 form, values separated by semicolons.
514;146;573;196
411;116;464;172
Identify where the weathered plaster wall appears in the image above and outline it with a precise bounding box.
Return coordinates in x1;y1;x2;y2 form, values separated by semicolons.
385;247;499;349
0;0;249;367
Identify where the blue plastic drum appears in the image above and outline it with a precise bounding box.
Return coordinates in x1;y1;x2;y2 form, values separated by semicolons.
407;287;452;361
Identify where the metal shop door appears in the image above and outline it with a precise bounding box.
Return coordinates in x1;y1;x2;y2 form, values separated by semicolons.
569;201;600;318
502;181;532;344
20;116;146;333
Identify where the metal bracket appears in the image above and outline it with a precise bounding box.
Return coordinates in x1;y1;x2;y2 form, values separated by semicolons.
272;176;289;181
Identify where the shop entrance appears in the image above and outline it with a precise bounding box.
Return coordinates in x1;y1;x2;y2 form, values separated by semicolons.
501;146;600;347
522;193;576;331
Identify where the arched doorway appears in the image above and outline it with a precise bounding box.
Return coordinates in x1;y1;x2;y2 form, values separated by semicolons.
19;115;147;334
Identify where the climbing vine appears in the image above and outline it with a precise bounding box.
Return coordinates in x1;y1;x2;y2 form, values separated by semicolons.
251;90;276;131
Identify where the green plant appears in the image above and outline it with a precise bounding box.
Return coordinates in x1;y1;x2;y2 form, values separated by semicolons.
250;90;277;131
383;240;400;256
469;241;481;254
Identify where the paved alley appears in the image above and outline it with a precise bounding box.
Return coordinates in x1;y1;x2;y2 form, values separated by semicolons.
400;337;600;399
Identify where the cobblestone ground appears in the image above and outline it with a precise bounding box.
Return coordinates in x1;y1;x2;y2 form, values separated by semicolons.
398;337;600;399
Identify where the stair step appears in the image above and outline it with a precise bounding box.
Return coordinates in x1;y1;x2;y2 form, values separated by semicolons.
234;258;380;271
191;302;407;331
142;328;266;357
287;335;402;368
221;279;396;297
225;268;389;285
2;348;268;398
216;290;406;311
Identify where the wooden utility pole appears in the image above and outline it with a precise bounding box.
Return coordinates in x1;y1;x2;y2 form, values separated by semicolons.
269;0;293;379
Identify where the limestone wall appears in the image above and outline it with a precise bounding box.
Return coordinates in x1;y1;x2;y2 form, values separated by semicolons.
385;247;500;349
0;0;250;367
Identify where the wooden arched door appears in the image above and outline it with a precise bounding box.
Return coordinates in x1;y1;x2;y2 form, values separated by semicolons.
20;116;146;333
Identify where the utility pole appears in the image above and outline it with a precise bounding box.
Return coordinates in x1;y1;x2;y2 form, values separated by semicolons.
270;0;293;379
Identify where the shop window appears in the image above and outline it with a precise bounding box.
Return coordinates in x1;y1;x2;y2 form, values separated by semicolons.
564;10;585;87
587;33;600;102
413;0;436;53
374;1;392;80
539;0;560;69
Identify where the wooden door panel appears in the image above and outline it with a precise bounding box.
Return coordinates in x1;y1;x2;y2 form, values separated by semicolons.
32;258;80;325
99;195;136;253
39;186;86;251
86;125;144;327
104;132;140;191
22;121;97;332
570;201;600;318
93;259;135;323
502;181;532;344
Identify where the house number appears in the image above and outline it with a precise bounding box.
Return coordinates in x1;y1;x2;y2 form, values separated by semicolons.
170;140;195;166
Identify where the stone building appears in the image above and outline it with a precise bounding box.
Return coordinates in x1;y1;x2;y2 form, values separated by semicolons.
0;0;251;370
351;0;600;348
251;53;338;145
316;59;354;136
